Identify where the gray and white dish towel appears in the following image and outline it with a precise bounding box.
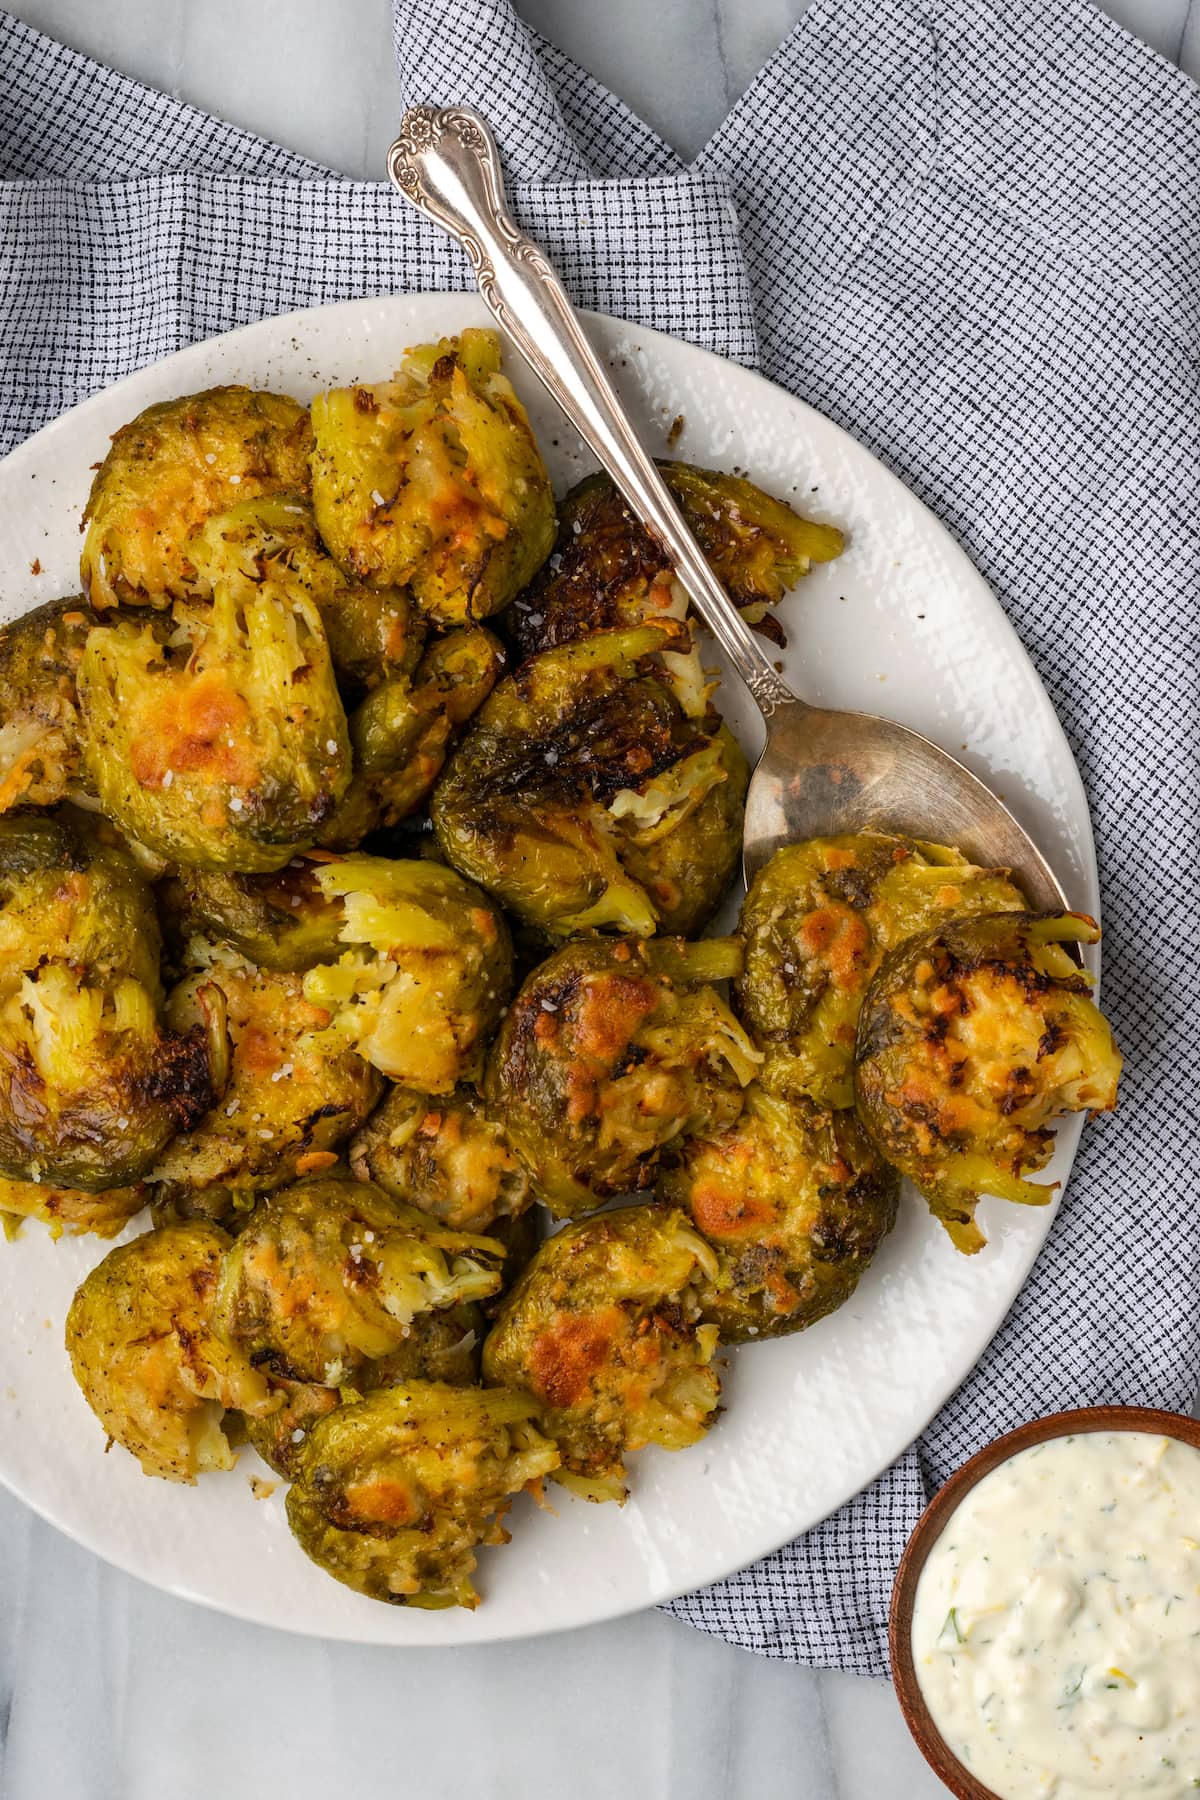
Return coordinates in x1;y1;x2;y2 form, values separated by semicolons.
1;0;1196;1676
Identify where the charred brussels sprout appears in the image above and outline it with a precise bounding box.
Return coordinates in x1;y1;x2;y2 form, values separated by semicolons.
0;1173;146;1239
188;495;425;694
287;1382;558;1607
658;1084;898;1340
78;532;351;871
80;387;313;610
486;935;760;1218
0;810;219;1188
432;625;748;939
737;834;1027;1110
349;1084;531;1233
319;624;505;847
212;1176;504;1385
310;330;555;626
509;460;843;668
301;856;512;1091
855;911;1122;1253
149;951;382;1213
65;1222;277;1481
0;597;98;813
159;858;346;973
482;1205;721;1502
244;1376;341;1480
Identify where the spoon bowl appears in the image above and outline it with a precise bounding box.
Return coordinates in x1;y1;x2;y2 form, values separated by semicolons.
388;107;1067;909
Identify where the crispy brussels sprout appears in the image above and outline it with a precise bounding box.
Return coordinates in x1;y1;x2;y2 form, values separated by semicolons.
301;856;512;1090
190;495;425;693
482;1205;721;1502
737;834;1027;1111
65;1222;277;1481
319;625;504;847
349;1084;531;1233
508;460;843;669
658;1084;898;1340
855;912;1122;1253
212;1176;503;1385
244;1301;487;1480
149;950;382;1209
287;1382;558;1607
310;330;555;626
432;625;748;938
0;597;98;813
159;857;346;973
0;1173;145;1239
80;387;313;610
78;534;352;871
486;936;760;1218
0;810;219;1188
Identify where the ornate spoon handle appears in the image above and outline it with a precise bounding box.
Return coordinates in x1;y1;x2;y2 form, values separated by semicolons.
387;105;799;719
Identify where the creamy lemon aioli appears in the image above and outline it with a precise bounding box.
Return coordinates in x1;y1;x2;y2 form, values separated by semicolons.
911;1432;1200;1798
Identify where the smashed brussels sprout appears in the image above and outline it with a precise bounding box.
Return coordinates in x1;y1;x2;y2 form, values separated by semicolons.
0;1173;145;1239
482;1205;721;1502
80;387;313;610
736;834;1027;1110
486;935;760;1217
310;330;555;625
508;460;843;669
149;950;381;1213
244;1301;487;1480
432;625;748;938
658;1084;898;1340
349;1083;531;1233
190;494;424;694
159;857;347;973
287;1382;558;1607
855;912;1122;1253
319;624;504;847
79;533;351;871
0;596;98;813
301;856;512;1090
213;1176;503;1385
65;1222;277;1481
0;810;219;1188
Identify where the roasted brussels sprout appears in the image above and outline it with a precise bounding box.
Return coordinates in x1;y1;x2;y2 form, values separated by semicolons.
80;387;313;610
302;856;512;1090
149;950;381;1212
319;625;504;847
658;1084;898;1340
244;1301;487;1480
78;536;351;871
855;911;1123;1253
0;810;219;1188
482;1204;721;1502
65;1222;277;1481
213;1176;503;1385
508;460;843;670
189;494;425;693
310;330;555;625
287;1382;558;1607
349;1083;531;1233
159;857;346;973
736;834;1027;1110
0;597;98;813
0;1173;145;1239
486;935;760;1217
432;625;748;938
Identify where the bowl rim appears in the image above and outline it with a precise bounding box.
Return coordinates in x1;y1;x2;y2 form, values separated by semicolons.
888;1403;1200;1800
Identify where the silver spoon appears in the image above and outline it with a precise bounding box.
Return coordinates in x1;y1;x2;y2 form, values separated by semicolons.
387;107;1066;908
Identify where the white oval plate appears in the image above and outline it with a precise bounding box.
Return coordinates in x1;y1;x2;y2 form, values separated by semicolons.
0;295;1097;1644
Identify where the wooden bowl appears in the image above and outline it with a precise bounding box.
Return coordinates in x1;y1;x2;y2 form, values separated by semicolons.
889;1405;1200;1800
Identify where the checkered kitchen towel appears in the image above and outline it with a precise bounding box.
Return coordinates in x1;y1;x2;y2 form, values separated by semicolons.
1;0;1197;1676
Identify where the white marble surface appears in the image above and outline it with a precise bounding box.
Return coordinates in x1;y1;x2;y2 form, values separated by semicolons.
0;3;1194;1797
